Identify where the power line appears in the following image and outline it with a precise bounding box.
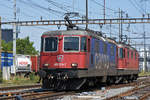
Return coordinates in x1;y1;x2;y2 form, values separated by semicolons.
134;0;146;13
45;0;69;12
0;1;41;20
18;0;62;16
18;0;47;16
128;0;144;14
91;0;117;12
29;0;65;15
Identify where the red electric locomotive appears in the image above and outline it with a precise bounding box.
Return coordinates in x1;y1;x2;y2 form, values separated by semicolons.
117;43;139;80
39;29;139;90
40;30;91;90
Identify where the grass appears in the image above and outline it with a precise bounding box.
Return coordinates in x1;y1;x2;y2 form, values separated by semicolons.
0;72;40;87
139;71;150;77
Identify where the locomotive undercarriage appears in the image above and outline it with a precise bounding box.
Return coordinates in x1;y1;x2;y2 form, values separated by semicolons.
42;78;87;90
39;69;88;90
39;69;138;91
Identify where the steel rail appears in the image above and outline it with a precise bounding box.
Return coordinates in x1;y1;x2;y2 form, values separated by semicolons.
105;82;150;100
0;91;69;100
0;84;41;91
140;92;150;100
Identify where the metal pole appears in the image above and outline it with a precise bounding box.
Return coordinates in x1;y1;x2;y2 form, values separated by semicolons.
86;0;88;30
121;10;123;42
119;8;121;42
143;31;147;72
110;24;111;37
13;0;17;74
104;0;105;20
0;17;2;76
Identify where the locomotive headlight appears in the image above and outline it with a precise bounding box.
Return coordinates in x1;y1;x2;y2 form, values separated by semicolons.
71;63;78;68
43;64;50;67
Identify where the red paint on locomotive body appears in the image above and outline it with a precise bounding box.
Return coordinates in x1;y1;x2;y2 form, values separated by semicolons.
117;44;139;70
40;34;90;69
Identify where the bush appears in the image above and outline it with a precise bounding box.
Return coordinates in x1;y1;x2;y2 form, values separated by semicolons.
139;71;150;76
29;72;39;82
29;73;35;81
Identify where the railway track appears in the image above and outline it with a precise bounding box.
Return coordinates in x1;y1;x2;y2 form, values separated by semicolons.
0;84;74;100
0;84;41;92
0;84;41;97
0;91;71;100
0;76;149;100
105;76;150;100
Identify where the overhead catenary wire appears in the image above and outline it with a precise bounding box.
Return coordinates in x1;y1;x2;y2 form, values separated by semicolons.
0;0;55;32
134;0;146;13
19;0;64;16
128;0;144;14
44;0;70;12
91;0;117;13
18;0;48;16
29;0;65;15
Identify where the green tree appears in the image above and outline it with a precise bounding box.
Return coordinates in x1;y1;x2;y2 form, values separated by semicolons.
16;37;38;55
2;37;38;55
2;40;13;52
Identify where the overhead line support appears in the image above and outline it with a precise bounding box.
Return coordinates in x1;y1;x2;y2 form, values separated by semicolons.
13;0;17;74
2;18;150;26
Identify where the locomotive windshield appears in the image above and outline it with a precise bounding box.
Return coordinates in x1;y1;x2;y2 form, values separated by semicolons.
44;37;58;52
64;37;79;51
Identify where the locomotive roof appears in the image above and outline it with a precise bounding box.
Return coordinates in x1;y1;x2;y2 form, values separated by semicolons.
117;43;137;51
43;30;97;36
43;30;107;41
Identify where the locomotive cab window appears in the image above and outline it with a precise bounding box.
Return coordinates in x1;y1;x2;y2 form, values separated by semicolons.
119;48;123;58
64;37;79;51
81;37;87;52
44;37;58;52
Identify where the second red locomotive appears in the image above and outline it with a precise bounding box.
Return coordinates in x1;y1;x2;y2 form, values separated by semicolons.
39;29;139;90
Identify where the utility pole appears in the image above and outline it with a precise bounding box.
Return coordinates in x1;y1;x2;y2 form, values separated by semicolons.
13;0;17;74
120;10;123;42
141;0;148;73
118;8;124;42
143;31;147;72
0;17;1;76
119;8;121;42
73;0;75;12
104;0;106;20
109;23;111;37
86;0;88;30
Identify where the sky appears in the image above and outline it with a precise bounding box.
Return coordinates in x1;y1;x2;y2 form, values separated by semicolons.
0;0;150;51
